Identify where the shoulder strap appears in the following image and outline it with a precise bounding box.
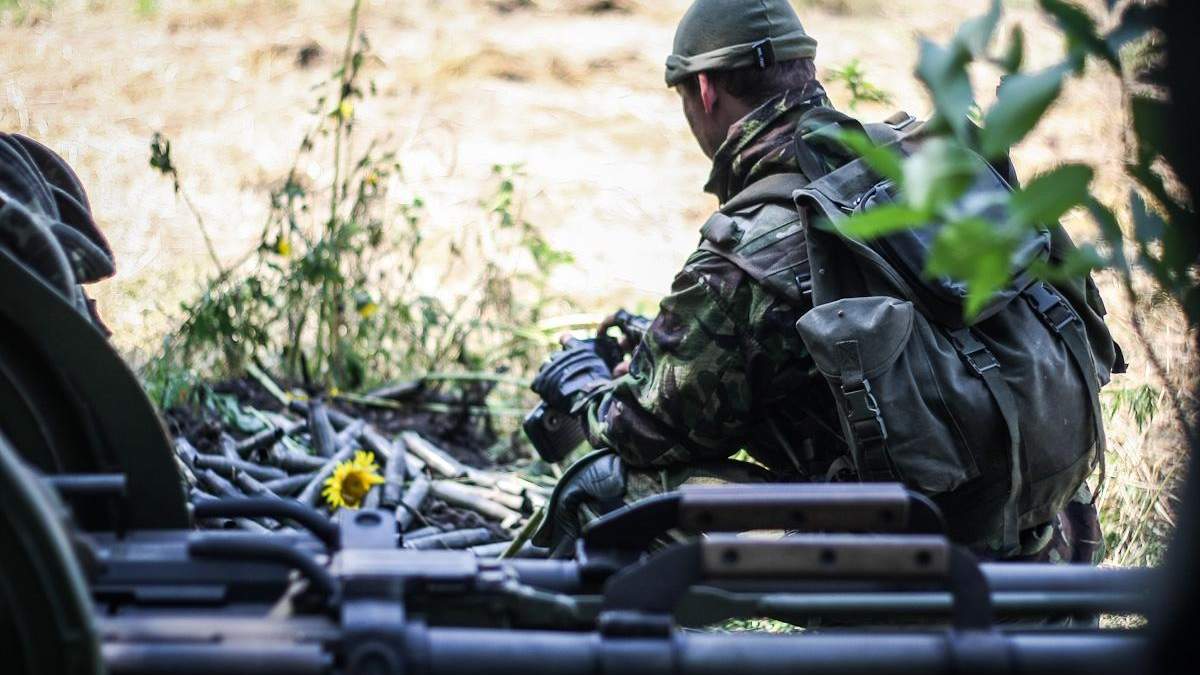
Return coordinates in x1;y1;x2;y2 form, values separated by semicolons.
718;172;808;214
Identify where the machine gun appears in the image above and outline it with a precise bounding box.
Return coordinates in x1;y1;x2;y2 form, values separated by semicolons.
3;434;1153;675
0;163;1162;675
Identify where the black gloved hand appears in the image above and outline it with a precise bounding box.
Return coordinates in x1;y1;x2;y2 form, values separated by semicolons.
531;338;613;412
531;450;627;557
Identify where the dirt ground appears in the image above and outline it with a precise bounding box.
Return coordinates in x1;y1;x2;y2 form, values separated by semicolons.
1;0;1189;564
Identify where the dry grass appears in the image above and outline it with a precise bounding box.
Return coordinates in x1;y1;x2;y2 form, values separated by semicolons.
0;0;1188;566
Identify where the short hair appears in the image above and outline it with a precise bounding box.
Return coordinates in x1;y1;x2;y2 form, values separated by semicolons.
678;57;817;108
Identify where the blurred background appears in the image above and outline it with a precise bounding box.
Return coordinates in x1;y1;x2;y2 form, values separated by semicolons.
0;0;1185;567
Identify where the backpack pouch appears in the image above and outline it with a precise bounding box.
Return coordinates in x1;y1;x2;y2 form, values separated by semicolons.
796;296;996;495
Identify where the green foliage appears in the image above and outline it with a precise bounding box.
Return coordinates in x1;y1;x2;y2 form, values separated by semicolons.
1008;164;1093;227
837;0;1192;326
825;59;892;110
980;64;1067;158
145;0;573;398
1105;384;1162;435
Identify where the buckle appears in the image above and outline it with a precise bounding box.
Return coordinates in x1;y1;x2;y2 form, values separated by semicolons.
950;329;1000;376
842;380;887;443
1026;283;1077;333
751;39;776;70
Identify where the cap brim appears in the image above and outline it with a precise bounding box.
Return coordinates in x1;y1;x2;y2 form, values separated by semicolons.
665;29;817;87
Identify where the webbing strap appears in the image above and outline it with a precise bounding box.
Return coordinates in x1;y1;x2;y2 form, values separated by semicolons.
1025;283;1108;499
836;339;894;482
950;328;1023;555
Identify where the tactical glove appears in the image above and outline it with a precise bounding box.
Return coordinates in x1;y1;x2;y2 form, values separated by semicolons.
531;450;627;558
530;338;614;412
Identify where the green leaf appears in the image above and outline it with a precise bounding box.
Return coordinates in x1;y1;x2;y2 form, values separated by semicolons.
998;25;1025;74
915;38;975;142
980;64;1066;158
1008;164;1093;227
1084;196;1127;273
1029;244;1105;282
839;204;930;239
926;217;1017;320
1038;0;1118;71
956;0;1002;58
902;138;979;213
832;130;903;182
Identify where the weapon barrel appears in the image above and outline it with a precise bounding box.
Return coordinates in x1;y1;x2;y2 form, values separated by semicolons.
103;643;329;675
417;629;1144;675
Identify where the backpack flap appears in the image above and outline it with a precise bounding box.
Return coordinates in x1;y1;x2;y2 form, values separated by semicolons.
796;296;984;496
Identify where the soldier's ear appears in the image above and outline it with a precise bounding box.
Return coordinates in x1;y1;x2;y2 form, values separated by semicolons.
698;73;717;115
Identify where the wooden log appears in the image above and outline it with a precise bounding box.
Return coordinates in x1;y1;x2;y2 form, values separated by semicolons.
194;472;276;531
468;541;516;557
361;426;405;466
378;436;407;508
232;470;279;499
277;452;329;474
218;433;241;461
404;528;494;550
366;379;423;401
494;475;553;499
192;454;287;482
197;468;246;498
307;398;338;458
174;437;200;464
334;418;367;450
234;426;284;458
230;473;282;528
396;474;430;531
440;481;525;512
402;432;465;479
296;445;357;506
402;525;443;540
262;473;317;496
429;480;522;523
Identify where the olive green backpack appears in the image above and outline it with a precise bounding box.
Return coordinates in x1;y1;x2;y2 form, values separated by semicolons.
699;109;1124;555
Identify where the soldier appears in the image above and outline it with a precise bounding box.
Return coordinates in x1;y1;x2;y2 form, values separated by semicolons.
530;0;1117;567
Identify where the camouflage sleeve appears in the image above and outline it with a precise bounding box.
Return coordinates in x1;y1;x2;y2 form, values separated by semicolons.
580;250;757;467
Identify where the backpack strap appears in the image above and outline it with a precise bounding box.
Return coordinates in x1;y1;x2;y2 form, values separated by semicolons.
948;328;1024;555
1024;283;1108;499
836;339;895;482
862;110;920;146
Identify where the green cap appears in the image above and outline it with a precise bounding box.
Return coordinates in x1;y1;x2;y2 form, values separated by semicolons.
665;0;818;87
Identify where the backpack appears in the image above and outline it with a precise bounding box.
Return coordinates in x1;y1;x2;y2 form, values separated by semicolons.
698;109;1124;555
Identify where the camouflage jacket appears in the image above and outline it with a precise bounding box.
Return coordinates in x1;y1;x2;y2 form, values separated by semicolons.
581;84;852;476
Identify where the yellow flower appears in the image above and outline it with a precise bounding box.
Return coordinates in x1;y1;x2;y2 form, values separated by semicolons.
322;450;384;511
357;302;379;318
275;238;291;257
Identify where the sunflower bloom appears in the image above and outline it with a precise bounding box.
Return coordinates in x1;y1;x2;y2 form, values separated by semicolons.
322;451;384;511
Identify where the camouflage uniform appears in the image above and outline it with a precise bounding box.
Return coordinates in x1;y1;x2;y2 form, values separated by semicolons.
582;82;845;482
543;86;1105;566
